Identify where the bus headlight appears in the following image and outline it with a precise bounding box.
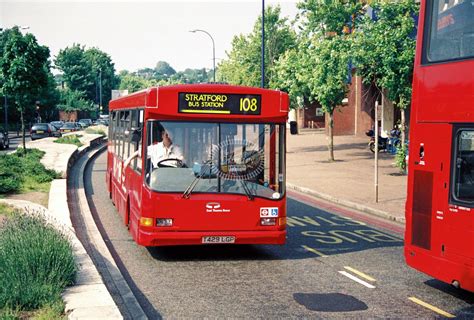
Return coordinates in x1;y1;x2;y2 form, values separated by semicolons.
260;218;276;226
157;218;173;227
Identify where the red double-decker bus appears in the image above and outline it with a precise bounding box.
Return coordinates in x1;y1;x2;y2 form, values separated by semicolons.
106;84;288;246
405;0;474;291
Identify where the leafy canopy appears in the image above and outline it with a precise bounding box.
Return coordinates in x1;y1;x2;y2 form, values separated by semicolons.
352;0;419;109
218;5;296;87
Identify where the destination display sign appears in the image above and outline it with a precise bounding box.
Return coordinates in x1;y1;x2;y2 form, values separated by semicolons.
178;92;261;115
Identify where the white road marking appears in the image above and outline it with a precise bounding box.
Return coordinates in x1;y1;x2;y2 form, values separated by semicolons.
339;271;376;289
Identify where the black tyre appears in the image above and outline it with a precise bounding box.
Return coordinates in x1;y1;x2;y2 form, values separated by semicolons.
369;141;376;153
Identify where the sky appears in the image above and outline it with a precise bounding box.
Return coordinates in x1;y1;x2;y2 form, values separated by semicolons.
0;0;299;73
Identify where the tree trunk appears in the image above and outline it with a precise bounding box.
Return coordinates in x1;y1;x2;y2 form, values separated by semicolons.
20;109;26;152
400;108;406;148
328;111;335;161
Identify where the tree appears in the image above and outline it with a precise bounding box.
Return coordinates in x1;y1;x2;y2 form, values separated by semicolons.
38;73;60;121
274;0;358;161
352;0;418;153
155;61;176;79
55;44;118;113
118;71;156;93
57;89;93;113
307;36;351;161
55;44;92;96
218;5;296;87
84;47;118;112
1;27;51;150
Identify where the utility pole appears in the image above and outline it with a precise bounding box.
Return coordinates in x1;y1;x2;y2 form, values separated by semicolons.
3;96;7;134
261;0;265;88
374;100;379;203
99;68;103;116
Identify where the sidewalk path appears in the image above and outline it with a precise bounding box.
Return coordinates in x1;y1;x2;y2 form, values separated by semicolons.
287;129;407;223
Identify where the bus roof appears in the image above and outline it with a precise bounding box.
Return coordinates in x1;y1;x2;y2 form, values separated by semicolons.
109;84;289;122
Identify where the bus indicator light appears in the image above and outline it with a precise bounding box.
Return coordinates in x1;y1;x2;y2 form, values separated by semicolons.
140;217;154;227
278;217;286;226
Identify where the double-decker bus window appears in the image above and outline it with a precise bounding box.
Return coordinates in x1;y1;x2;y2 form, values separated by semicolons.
452;129;474;203
424;0;474;63
145;121;285;199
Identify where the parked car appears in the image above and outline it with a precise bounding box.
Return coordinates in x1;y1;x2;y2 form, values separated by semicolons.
97;119;109;126
59;122;78;133
77;122;88;129
50;121;64;130
78;119;92;128
0;127;9;150
30;123;61;140
74;122;84;130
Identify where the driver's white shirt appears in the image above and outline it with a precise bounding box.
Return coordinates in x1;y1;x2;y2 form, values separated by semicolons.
147;142;183;168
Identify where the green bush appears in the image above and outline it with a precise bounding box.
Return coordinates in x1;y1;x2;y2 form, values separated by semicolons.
54;135;83;147
0;149;59;194
395;144;408;173
0;307;19;320
0;213;76;310
0;155;23;193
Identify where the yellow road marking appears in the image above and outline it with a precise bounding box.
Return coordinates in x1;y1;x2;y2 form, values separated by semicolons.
302;245;327;257
344;266;376;282
408;297;455;318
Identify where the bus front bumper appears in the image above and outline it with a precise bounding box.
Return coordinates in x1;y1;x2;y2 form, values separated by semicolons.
137;229;286;246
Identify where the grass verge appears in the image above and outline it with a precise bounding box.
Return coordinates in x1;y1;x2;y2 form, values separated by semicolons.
0;203;20;218
0;212;76;315
85;127;106;136
54;134;83;147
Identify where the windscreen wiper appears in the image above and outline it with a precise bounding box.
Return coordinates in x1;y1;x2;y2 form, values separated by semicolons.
182;159;213;199
239;180;254;200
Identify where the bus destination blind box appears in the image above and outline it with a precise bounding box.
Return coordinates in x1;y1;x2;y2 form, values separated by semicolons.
178;92;261;115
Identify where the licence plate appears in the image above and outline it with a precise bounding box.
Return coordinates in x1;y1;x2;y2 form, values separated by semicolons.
202;236;235;244
64;130;71;132
36;130;44;134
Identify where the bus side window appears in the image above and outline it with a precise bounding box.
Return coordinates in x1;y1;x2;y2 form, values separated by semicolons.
111;112;117;154
453;130;474;202
121;111;131;160
131;109;143;172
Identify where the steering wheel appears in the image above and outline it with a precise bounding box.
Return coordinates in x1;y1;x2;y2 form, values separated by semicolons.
157;158;185;168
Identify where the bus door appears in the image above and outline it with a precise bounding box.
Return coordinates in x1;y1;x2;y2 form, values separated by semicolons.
446;126;474;263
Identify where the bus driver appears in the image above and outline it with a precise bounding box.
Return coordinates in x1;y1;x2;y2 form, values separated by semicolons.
148;129;184;168
123;128;184;172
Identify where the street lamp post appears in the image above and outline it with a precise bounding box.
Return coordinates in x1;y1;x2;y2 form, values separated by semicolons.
189;29;216;82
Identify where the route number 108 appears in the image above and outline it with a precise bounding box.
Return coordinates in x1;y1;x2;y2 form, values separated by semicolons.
240;98;258;112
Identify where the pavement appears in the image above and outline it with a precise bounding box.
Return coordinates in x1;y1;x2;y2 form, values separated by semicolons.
287;129;407;224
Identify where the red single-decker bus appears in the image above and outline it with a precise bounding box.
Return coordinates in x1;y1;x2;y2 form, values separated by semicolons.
106;84;288;246
405;0;474;291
